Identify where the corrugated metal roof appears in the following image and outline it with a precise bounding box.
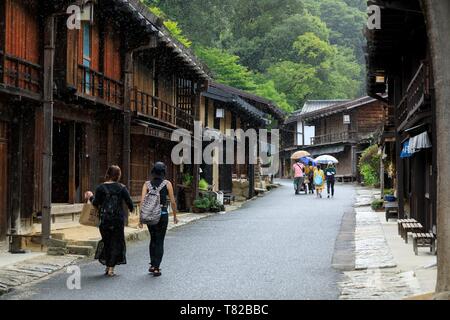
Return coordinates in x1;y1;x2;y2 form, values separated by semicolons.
301;100;350;115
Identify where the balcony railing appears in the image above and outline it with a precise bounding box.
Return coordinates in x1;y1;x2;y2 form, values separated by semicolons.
78;64;124;106
130;87;194;131
0;51;41;95
397;62;431;126
311;131;357;146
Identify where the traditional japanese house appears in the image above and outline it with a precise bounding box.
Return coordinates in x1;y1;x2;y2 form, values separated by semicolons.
200;82;284;200
282;98;386;181
366;0;436;233
280;100;347;178
0;0;210;244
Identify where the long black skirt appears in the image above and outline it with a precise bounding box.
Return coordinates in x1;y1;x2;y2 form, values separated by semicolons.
96;221;127;267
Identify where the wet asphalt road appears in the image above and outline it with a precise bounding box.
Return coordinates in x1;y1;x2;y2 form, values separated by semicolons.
3;181;355;300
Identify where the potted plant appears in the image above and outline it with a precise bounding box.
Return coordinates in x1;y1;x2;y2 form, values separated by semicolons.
371;199;385;211
199;178;209;191
192;197;210;213
182;173;194;211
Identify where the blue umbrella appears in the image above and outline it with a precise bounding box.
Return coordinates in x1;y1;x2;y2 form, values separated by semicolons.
299;157;317;166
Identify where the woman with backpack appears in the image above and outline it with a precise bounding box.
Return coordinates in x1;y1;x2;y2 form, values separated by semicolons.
139;162;178;277
84;165;134;277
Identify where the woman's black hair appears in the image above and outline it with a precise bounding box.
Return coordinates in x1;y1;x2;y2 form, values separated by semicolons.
151;162;166;178
317;164;321;170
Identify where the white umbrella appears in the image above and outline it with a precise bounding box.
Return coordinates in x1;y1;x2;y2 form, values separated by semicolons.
315;155;339;164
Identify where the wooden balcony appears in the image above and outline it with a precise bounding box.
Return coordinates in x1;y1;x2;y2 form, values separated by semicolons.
130;87;194;131
0;51;41;99
397;62;431;129
77;64;124;108
311;131;357;146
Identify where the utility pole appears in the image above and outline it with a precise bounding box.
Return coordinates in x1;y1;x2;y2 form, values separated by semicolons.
41;15;56;244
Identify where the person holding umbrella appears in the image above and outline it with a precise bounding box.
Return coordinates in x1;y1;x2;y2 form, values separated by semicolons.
313;164;326;198
325;162;337;198
292;159;305;195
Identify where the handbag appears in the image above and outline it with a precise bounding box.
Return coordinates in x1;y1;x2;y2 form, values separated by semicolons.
79;202;100;227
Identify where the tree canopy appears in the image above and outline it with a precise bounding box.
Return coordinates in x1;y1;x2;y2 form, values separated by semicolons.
142;0;367;113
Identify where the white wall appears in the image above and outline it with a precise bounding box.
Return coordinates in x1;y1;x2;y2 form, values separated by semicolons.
296;121;303;145
304;125;315;146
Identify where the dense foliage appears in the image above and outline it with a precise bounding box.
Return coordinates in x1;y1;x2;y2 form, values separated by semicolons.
359;145;381;187
142;0;367;112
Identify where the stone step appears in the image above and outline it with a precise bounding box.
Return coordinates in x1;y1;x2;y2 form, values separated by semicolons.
66;245;94;257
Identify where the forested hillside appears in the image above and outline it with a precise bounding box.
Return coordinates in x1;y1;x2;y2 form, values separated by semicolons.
142;0;367;112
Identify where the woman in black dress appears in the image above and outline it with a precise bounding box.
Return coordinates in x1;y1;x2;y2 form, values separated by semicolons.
85;165;134;277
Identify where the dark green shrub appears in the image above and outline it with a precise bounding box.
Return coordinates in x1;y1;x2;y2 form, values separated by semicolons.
359;145;381;186
371;199;384;211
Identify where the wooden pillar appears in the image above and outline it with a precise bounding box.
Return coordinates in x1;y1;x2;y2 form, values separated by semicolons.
9;108;23;237
107;122;114;166
68;122;76;204
41;15;55;243
393;73;405;219
380;147;385;199
122;52;133;188
422;0;450;293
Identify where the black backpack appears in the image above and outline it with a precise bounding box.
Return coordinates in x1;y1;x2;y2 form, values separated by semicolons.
100;184;123;223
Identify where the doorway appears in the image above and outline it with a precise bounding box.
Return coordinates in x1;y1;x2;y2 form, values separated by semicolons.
0;121;9;240
52;121;84;203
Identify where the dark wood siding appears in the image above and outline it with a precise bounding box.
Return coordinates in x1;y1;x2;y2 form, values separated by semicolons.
4;0;40;93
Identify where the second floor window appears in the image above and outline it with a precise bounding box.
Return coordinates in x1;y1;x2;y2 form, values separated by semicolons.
82;22;92;93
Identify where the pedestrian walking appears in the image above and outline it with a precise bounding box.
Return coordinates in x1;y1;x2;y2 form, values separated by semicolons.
313;165;325;198
292;160;305;195
305;165;315;194
139;162;178;277
325;162;337;198
84;165;134;277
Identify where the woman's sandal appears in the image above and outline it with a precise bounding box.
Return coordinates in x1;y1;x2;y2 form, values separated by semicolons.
107;268;116;277
149;266;156;273
153;268;162;277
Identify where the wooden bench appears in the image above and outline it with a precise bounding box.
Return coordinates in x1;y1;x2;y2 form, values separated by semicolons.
412;233;436;255
401;222;424;243
385;202;399;222
398;219;416;236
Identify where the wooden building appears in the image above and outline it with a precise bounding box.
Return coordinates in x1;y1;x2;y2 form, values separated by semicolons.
366;0;436;233
200;82;282;198
0;0;210;244
281;97;386;181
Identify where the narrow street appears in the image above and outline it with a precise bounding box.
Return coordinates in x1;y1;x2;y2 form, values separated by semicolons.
3;182;355;300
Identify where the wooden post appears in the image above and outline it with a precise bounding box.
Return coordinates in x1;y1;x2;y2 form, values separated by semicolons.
9;108;23;237
421;0;450;293
68;122;76;204
380;148;385;199
393;73;405;219
122;52;133;188
41;15;55;243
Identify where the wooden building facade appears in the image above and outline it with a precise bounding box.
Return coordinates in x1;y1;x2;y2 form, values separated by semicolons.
281;98;386;181
200;82;282;198
0;0;209;243
366;0;437;233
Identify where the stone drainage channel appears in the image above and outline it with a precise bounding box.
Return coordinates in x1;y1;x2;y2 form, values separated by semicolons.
336;187;422;300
